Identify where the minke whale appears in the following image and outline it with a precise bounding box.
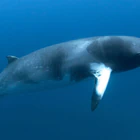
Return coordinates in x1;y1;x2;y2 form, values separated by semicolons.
0;36;140;111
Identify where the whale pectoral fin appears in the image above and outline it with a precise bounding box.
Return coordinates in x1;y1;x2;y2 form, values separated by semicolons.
90;64;112;111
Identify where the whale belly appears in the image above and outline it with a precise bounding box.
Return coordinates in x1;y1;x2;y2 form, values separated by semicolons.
5;74;77;95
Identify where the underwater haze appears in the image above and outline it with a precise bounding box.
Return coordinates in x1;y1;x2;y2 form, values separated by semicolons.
0;0;140;139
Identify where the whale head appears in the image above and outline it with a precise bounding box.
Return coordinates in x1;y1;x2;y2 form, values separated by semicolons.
87;36;140;72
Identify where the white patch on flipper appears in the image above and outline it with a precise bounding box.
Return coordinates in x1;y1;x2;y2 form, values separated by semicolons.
90;63;112;97
95;67;111;97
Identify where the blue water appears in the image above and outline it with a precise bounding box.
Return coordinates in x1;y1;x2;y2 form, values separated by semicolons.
0;0;140;139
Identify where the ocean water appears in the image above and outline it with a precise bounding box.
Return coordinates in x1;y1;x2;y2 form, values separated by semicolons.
0;0;140;139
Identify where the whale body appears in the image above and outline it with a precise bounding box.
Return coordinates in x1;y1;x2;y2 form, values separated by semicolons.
0;36;140;111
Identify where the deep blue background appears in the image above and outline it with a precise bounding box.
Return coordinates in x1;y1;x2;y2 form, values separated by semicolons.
0;0;140;139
